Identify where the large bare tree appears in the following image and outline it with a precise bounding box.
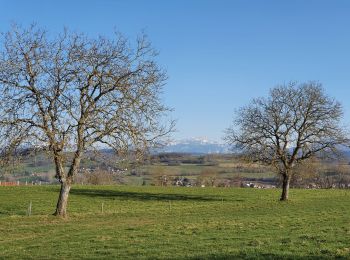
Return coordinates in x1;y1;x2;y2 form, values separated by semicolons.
225;82;349;200
0;25;173;216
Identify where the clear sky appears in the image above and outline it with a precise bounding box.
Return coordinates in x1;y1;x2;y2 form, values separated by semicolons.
1;0;350;141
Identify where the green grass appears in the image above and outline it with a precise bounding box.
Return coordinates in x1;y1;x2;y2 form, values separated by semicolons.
0;186;349;259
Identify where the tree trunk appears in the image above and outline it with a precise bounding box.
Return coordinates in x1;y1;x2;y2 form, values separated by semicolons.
53;179;72;217
53;150;82;217
280;174;291;201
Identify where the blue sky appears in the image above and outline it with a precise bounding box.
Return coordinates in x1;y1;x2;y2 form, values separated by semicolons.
1;0;350;141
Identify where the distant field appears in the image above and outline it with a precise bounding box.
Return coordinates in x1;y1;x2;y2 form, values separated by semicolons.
1;152;277;186
0;186;349;259
135;161;276;186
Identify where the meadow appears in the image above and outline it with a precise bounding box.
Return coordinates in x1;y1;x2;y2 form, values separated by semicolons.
0;185;349;259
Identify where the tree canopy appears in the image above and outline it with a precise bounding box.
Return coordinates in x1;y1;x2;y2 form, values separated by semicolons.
225;82;349;200
0;24;173;216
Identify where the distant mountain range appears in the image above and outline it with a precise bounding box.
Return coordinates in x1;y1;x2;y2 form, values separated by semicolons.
159;137;231;154
157;138;350;156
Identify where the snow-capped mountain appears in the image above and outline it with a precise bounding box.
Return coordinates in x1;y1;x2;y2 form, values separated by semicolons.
160;137;231;154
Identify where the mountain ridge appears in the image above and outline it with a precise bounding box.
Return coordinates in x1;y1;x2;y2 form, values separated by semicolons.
160;137;231;154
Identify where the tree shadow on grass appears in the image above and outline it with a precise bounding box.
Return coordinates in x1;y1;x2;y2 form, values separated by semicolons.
69;188;223;202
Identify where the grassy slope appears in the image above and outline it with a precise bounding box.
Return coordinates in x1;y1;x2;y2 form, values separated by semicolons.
0;186;349;259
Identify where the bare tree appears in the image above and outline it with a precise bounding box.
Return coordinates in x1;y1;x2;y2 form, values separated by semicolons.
197;168;218;187
225;82;349;200
0;24;174;216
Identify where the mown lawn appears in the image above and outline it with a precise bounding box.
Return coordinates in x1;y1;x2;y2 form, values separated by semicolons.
0;186;349;259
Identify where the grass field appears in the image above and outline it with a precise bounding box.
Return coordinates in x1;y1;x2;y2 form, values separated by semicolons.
0;186;349;259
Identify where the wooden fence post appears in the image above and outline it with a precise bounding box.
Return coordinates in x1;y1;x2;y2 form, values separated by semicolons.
28;201;32;216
